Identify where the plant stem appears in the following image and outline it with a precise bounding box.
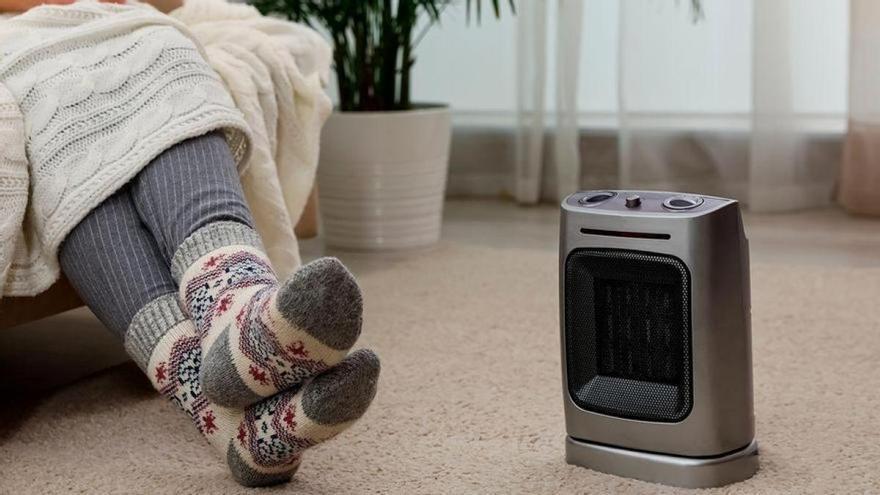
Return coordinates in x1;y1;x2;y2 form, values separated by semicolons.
333;30;354;111
399;36;412;109
379;0;398;109
354;13;371;110
397;0;415;109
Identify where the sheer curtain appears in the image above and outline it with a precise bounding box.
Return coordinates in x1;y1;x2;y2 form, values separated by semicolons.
514;0;583;204
515;0;847;211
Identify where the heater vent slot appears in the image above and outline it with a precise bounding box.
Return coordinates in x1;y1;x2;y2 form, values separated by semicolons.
564;248;692;422
579;228;671;240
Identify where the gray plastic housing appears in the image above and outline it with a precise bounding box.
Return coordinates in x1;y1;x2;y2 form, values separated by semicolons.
560;190;755;457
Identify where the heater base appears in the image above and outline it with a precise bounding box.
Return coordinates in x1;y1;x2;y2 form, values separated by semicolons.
566;436;759;488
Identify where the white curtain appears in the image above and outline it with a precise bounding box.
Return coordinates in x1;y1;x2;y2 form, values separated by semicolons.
514;0;583;204
514;0;846;211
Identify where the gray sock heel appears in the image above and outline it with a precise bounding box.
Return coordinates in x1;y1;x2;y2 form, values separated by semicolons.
302;349;381;425
200;325;264;408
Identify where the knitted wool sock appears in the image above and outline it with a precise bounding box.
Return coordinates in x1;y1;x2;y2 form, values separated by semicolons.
125;294;380;487
171;222;363;408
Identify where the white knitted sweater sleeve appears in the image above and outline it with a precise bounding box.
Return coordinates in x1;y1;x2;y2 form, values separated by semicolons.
0;82;29;293
0;1;331;296
172;0;332;278
0;2;253;296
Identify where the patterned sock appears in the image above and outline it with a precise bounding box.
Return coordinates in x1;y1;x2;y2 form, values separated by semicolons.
125;294;380;487
170;221;363;408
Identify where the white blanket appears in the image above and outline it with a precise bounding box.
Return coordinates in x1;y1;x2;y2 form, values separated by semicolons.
0;0;332;297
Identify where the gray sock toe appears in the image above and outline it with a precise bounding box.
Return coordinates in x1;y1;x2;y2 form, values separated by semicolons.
276;257;363;350
302;349;380;425
201;326;263;408
226;443;297;488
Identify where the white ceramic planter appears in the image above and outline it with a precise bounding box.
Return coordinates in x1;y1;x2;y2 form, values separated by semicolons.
317;106;452;250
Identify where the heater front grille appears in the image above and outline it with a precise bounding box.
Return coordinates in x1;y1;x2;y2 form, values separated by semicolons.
564;248;692;422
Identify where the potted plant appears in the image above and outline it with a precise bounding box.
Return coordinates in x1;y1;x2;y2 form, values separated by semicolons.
253;0;514;250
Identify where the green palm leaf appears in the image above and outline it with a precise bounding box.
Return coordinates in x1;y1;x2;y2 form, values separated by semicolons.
251;0;513;111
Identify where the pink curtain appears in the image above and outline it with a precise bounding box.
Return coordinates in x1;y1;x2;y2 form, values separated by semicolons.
840;0;880;215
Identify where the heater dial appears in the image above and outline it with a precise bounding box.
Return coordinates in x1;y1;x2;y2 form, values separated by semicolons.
579;191;617;205
663;195;704;211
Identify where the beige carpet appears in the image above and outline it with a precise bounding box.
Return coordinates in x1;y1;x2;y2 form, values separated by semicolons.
1;242;879;494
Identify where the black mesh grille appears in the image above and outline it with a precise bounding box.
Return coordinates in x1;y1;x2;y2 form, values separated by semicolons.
564;248;692;422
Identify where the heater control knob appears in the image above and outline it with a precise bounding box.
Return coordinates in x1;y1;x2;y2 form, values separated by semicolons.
663;194;704;210
625;195;641;208
579;191;617;205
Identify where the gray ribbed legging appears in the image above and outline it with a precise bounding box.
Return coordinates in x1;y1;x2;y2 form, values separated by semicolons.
58;131;255;338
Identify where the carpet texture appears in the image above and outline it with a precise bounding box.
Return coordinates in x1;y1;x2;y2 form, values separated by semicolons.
1;243;878;494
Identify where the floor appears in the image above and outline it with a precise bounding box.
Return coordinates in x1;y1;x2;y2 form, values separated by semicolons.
1;199;879;494
3;199;879;394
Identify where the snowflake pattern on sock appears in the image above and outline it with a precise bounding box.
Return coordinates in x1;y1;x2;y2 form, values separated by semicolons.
148;327;311;474
238;392;317;468
130;294;374;487
236;286;329;391
184;251;275;335
183;248;328;393
156;334;214;436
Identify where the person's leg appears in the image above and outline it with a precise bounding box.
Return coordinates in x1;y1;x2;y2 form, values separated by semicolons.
129;132;364;408
59;188;380;487
59;186;178;338
127;131;255;264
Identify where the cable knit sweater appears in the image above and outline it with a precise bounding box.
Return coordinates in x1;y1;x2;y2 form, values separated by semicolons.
0;0;332;297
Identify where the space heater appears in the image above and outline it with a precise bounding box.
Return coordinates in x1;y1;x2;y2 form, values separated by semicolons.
560;190;758;488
